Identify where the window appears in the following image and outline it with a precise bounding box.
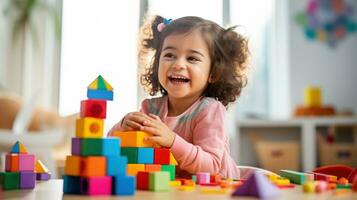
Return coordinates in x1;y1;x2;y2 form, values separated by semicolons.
59;0;140;130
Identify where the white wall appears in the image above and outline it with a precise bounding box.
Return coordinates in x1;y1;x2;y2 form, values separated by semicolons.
289;0;357;114
0;2;7;88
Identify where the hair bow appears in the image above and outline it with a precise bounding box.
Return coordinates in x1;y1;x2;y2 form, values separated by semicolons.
157;18;172;32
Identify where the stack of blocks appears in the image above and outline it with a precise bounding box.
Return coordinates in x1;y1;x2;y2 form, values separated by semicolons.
63;75;135;196
112;130;178;191
0;141;50;190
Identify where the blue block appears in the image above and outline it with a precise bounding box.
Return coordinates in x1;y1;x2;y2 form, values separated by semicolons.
103;137;120;156
87;89;113;101
113;175;135;195
63;175;81;194
106;156;127;176
137;148;154;164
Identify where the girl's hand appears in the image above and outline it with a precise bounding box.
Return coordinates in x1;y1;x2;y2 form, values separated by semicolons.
121;112;152;131
141;113;176;148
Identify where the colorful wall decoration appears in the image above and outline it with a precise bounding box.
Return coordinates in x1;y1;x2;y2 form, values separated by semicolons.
296;0;357;47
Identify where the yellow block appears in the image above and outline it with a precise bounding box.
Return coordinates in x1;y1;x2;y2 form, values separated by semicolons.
178;185;195;191
35;160;49;173
169;180;181;187
112;131;154;147
302;181;316;193
273;178;290;185
170;153;178;165
76;117;104;138
19;143;28;153
127;164;145;176
65;156;81;176
200;188;229;194
304;87;321;107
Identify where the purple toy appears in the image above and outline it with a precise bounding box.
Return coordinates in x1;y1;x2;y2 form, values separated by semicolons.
20;171;36;189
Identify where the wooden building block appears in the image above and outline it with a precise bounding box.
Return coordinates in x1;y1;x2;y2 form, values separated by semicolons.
154;148;170;164
121;147;138;163
137;171;149;190
20;171;36;189
304;86;321;107
196;172;210;184
149;171;170;191
81;138;103;156
80;176;112;195
80;99;107;119
65;156;81;176
113;175;136;195
169;180;181;187
76;117;104;138
10;141;28;154
88;75;113;91
35;160;49;173
81;156;106;177
18;154;35;171
106;156;127;176
5;154;19;172
102;137;120;156
170;153;178;165
280;170;309;185
145;164;162;172
112;131;154;147
63;175;81;194
71;138;81;155
36;173;51;181
0;172;20;190
127;164;145;176
138;148;154;164
87;89;113;101
161;165;176;181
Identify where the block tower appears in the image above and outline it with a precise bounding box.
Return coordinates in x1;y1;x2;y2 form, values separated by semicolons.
63;75;135;196
0;141;50;190
112;129;178;191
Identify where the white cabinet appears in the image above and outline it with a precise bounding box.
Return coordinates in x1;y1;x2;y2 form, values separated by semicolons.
235;117;357;172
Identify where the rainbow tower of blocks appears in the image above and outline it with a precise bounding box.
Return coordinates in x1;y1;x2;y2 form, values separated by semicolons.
112;130;178;191
63;75;135;195
0;141;51;190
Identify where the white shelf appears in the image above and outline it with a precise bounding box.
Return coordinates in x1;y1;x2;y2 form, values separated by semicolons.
235;116;357;172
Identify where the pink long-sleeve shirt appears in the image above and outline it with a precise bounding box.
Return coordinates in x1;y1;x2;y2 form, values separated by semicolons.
109;96;240;179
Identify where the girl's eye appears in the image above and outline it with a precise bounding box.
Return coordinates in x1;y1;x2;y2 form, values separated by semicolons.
163;53;175;58
188;56;200;62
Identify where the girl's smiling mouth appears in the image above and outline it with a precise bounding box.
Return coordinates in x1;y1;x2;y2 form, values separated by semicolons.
168;75;190;85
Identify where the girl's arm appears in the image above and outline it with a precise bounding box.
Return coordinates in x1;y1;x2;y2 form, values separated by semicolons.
170;102;226;175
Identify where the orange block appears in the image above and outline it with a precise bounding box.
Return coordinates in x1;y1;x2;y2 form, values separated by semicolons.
112;131;154;147
5;154;19;172
145;164;162;172
76;117;104;138
81;156;106;177
65;156;81;176
127;164;145;176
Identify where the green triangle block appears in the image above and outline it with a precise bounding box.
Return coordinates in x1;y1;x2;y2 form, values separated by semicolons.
11;141;20;153
97;75;107;90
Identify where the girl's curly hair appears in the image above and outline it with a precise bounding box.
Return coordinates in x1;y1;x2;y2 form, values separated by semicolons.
138;15;250;107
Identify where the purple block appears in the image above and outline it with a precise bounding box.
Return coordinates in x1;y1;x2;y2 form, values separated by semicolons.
19;154;35;171
20;171;36;189
232;171;280;198
71;138;81;155
36;173;51;181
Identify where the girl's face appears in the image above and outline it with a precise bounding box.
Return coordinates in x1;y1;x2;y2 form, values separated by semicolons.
158;30;212;103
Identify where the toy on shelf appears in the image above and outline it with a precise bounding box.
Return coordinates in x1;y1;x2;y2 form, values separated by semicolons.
294;86;336;117
0;141;51;190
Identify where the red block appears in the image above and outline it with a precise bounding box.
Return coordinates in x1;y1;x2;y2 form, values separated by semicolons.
80;99;107;119
137;171;149;190
313;165;353;179
154;148;170;164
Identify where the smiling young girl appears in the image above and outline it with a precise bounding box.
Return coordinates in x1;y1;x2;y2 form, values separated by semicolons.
109;15;249;178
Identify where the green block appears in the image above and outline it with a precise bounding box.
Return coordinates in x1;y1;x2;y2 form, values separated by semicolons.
149;172;170;191
121;147;138;163
280;170;305;185
161;165;176;180
336;184;352;189
192;175;197;182
81;138;103;156
0;172;20;190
